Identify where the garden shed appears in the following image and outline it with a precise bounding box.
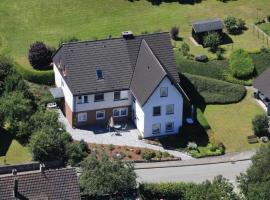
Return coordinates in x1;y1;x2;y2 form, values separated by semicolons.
192;18;224;44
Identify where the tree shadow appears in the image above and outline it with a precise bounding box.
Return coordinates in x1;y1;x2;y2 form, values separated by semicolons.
0;128;13;157
221;33;233;45
127;0;202;5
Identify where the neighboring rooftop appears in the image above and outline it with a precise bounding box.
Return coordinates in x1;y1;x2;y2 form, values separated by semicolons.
253;68;270;99
53;32;180;96
0;167;81;200
192;18;224;33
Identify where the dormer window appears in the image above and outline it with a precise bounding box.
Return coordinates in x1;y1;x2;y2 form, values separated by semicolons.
96;69;104;80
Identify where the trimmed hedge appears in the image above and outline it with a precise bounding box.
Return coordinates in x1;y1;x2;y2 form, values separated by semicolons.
196;108;210;130
230;49;254;79
14;63;54;85
250;50;270;75
184;73;246;104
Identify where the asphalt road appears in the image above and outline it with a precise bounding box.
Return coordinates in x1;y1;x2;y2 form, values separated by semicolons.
135;160;251;184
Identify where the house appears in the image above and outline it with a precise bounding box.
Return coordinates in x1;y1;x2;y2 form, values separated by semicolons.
0;166;81;200
253;68;270;115
192;19;224;45
51;31;190;138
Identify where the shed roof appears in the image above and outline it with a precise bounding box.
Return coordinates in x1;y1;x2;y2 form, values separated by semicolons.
253;68;270;99
192;19;224;33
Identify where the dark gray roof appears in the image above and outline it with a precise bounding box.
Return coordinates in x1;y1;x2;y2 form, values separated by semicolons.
192;19;224;33
0;168;81;200
49;87;64;99
254;68;270;99
53;32;180;96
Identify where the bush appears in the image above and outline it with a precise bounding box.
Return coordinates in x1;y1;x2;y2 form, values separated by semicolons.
252;114;269;137
184;73;246;104
196;108;210;130
0;55;14;94
109;144;115;151
230;49;255;79
66;142;88;166
170;26;179;40
203;32;221;51
224;16;246;34
187;142;198;150
194;54;208;62
250;50;270;75
142;151;156;160
180;42;190;56
28;41;53;70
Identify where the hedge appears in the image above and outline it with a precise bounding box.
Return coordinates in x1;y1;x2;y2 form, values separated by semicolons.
196;108;210;130
250;50;270;75
184;73;246;104
14;63;54;85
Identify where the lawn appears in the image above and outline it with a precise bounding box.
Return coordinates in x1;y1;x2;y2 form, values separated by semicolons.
258;23;270;36
0;0;269;68
204;89;264;152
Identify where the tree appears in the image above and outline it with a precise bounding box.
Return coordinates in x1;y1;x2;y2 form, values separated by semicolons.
170;26;179;40
58;36;80;47
66;142;88;166
252;114;269;137
80;155;137;197
28;41;53;70
230;48;254;79
0;55;14;94
237;144;270;200
180;42;190;56
203;32;221;52
224;16;246;35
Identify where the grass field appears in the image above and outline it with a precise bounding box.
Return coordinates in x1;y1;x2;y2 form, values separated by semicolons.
204;89;264;152
258;23;270;36
0;0;269;68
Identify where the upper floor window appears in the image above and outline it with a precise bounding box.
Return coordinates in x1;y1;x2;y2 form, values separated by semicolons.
94;93;104;102
160;87;168;97
153;106;161;116
96;69;104;80
77;96;82;104
77;95;88;104
84;95;88;103
114;91;129;101
114;91;121;100
166;104;174;115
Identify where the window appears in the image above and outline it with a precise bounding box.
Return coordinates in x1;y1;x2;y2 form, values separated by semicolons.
84;96;88;103
113;107;128;117
152;123;161;134
166;122;174;132
96;69;104;80
114;91;128;101
78;113;87;122
77;96;82;104
96;110;105;120
94;93;104;102
120;91;128;100
166;104;174;115
114;91;121;100
153;106;161;116
160;87;168;97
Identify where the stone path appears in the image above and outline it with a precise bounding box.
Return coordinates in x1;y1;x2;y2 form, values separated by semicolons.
58;110;193;160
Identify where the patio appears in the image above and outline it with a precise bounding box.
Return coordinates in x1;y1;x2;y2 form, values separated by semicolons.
58;110;193;160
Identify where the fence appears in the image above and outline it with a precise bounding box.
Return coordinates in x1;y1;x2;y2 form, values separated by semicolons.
252;24;270;47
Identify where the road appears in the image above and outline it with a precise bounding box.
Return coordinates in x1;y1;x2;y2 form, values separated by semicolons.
135;160;251;184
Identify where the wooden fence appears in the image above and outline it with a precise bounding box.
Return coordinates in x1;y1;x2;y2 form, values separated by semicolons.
252;24;270;47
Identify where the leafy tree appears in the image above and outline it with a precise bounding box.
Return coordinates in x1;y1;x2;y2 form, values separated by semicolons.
252;114;269;137
0;55;14;94
203;32;221;52
28;41;53;70
58;36;80;47
224;16;246;35
66;142;88;166
181;42;190;56
170;26;179;40
237;144;270;200
80;155;137;197
229;48;254;79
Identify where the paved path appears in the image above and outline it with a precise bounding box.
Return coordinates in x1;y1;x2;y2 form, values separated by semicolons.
136;160;251;184
58;110;193;160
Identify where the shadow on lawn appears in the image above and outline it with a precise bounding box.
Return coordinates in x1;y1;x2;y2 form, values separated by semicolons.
128;0;202;5
0;128;13;157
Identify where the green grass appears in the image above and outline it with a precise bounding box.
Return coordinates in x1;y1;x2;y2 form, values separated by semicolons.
258;23;270;36
0;0;269;68
204;89;264;152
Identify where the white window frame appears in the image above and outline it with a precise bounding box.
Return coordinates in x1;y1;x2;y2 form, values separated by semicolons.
160;87;168;97
153;106;161;116
165;122;174;132
78;112;87;122
120;91;129;100
166;104;174;115
152;123;161;134
77;96;82;104
94;93;104;102
113;107;128;118
96;110;105;120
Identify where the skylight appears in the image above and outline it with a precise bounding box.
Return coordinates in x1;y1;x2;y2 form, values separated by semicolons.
96;69;104;80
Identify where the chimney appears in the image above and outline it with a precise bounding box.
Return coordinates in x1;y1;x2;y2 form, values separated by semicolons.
121;31;134;40
12;169;17;176
13;179;18;198
40;163;45;173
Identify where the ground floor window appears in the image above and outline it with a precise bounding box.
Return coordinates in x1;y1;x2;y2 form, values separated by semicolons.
152;123;161;134
96;110;105;120
78;112;87;122
113;107;128;118
166;122;174;132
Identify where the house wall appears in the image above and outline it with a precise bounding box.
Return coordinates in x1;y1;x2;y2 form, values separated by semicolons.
54;64;74;112
75;91;132;112
142;77;183;138
132;98;145;136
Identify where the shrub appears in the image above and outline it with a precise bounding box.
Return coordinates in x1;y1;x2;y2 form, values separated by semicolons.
224;16;246;34
180;42;190;56
252;114;269;137
135;149;141;155
203;32;221;51
162;151;170;158
170;26;179;40
156;151;163;160
109;144;115;151
250;50;270;75
187;142;198;150
142;151;156;160
66;142;87;166
28;41;53;70
230;49;255;79
194;54;208;62
196;108;210;130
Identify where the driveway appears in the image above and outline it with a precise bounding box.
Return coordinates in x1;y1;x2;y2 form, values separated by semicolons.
58;110;193;160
